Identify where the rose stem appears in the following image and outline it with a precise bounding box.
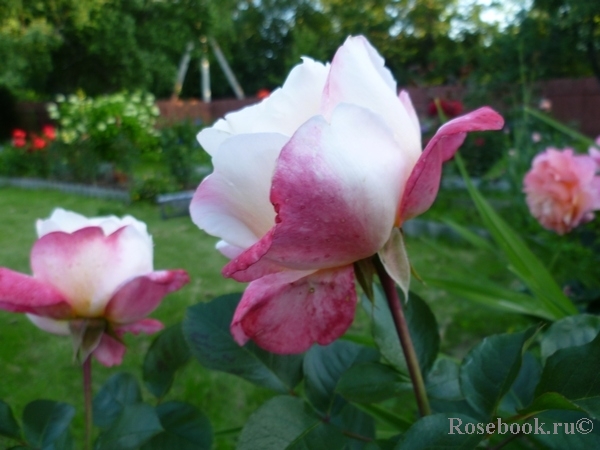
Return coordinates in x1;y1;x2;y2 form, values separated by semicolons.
373;255;431;417
83;356;93;450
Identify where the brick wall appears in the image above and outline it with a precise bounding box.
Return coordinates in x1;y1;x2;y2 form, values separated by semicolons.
155;97;259;126
537;78;600;137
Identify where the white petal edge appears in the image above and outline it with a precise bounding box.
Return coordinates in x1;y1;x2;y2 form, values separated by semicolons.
320;36;421;166
26;314;70;335
190;132;289;250
37;209;152;246
216;240;245;259
197;57;329;153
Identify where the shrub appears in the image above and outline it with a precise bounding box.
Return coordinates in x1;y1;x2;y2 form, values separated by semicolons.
46;91;160;182
159;120;210;190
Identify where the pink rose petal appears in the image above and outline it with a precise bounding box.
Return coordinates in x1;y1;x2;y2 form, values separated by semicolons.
399;107;504;223
0;268;72;319
93;333;126;367
224;104;410;281
31;226;153;317
231;266;357;354
105;270;189;324
115;318;164;336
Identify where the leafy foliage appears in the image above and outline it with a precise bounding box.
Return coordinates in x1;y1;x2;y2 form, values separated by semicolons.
2;0;595;102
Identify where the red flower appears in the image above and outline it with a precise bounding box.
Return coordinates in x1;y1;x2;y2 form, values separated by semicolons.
427;99;464;119
31;135;47;150
11;129;27;147
42;125;56;141
12;129;26;139
256;89;270;100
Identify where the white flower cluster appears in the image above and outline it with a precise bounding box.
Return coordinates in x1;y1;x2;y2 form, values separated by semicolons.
46;92;161;145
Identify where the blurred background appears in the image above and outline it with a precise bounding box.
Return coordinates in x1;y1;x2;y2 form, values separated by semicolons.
0;0;598;129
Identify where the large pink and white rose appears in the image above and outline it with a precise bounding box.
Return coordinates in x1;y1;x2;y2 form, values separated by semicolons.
524;148;600;234
0;208;189;366
190;36;503;354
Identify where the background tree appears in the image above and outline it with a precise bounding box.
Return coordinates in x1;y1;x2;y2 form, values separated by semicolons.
1;0;598;103
529;0;600;83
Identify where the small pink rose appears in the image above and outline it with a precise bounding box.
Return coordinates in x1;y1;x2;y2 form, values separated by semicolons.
539;98;552;111
0;209;189;366
524;148;600;234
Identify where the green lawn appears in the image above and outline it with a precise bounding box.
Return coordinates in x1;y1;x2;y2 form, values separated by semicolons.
0;186;532;448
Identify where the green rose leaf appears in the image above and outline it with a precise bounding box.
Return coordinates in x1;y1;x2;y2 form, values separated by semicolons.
518;392;584;417
533;332;600;419
330;402;375;449
527;411;600;449
141;402;212;450
143;323;191;399
0;400;21;440
426;357;462;402
22;400;75;450
93;372;142;429
499;351;542;415
304;340;378;413
540;314;600;360
183;294;303;393
355;403;411;433
362;288;439;376
459;328;535;420
237;396;346;450
337;362;411;404
395;413;483;449
364;436;401;450
94;403;163;450
426;357;479;417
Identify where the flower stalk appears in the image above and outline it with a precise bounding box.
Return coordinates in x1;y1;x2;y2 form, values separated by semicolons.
83;356;93;450
373;255;431;417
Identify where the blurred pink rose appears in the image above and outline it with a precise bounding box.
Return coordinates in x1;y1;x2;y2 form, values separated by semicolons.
524;148;600;234
539;98;552;112
588;136;600;169
0;209;189;366
190;35;504;353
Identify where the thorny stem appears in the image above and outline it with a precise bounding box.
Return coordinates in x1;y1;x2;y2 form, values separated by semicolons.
373;255;431;417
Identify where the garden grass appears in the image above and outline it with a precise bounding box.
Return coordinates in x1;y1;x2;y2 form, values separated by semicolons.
0;186;533;448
